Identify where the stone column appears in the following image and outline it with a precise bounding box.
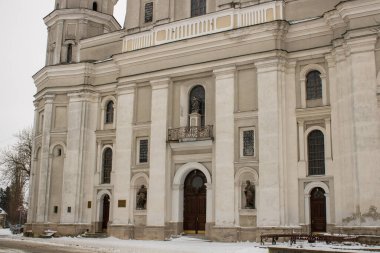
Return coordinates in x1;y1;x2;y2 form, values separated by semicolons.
346;35;380;213
147;78;170;228
112;84;136;225
213;66;235;227
256;58;285;227
36;95;55;223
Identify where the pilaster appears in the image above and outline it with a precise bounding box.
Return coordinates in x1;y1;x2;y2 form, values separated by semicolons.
213;66;236;227
53;21;64;64
112;83;136;224
61;92;98;224
255;57;286;227
345;35;380;214
36;94;55;223
147;78;170;226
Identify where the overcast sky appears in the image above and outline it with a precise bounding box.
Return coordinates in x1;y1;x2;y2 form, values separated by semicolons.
0;1;127;150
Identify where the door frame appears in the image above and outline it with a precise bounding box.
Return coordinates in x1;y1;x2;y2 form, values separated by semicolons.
183;169;207;234
171;162;212;229
310;187;326;232
304;181;330;230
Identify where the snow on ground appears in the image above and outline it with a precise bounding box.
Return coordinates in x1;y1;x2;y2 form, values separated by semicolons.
0;229;379;253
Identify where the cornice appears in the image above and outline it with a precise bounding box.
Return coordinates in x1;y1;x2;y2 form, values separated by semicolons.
44;9;121;31
80;30;124;49
33;63;95;87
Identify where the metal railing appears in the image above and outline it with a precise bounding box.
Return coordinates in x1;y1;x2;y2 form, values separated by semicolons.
168;125;213;142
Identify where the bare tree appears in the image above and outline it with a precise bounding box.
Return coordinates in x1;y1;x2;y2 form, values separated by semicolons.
0;127;33;223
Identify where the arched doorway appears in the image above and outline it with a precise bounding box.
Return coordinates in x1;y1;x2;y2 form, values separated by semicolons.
102;194;110;231
310;187;326;232
183;170;206;234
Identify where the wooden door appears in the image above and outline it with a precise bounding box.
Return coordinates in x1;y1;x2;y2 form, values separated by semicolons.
310;187;326;232
183;170;207;234
102;195;110;230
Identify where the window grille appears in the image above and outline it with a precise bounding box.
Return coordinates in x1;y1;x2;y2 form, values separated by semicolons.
105;101;114;124
102;148;112;184
139;139;149;164
243;130;254;156
191;0;206;17
308;130;325;175
306;71;322;100
145;2;153;23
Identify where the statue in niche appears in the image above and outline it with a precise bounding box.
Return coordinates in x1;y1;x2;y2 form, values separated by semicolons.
191;96;200;114
244;180;255;209
136;185;147;210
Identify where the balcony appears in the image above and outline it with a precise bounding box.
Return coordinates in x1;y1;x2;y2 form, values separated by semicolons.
123;1;284;52
168;125;214;142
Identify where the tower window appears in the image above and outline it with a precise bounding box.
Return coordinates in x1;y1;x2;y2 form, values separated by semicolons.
191;0;206;17
306;71;322;100
308;130;325;175
54;206;58;213
105;101;114;124
67;44;73;63
93;2;98;11
144;2;153;23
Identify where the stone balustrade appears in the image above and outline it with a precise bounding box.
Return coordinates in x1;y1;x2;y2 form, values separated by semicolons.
123;1;284;52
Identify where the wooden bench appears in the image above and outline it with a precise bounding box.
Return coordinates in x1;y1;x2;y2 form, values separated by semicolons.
260;233;359;245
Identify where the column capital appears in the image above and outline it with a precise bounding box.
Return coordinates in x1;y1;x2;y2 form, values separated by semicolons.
345;34;377;54
68;91;98;102
255;57;286;73
213;66;236;80
325;54;336;68
150;78;170;90
117;83;136;95
43;94;55;104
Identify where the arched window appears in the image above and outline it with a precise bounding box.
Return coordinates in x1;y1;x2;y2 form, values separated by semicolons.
92;2;98;11
67;44;72;63
308;130;325;175
105;101;114;124
191;0;206;17
189;85;205;126
102;148;112;184
306;71;322;100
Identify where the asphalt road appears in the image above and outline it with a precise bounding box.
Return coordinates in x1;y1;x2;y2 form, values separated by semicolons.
0;238;96;253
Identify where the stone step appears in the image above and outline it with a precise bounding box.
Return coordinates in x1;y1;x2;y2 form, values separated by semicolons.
81;232;108;238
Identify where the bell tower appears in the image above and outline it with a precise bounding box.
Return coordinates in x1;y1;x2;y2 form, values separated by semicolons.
45;0;120;65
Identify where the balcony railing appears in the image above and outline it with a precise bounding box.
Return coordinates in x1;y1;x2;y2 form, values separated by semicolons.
123;1;284;52
168;125;214;142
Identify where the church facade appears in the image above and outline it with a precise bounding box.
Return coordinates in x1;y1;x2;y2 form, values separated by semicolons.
27;0;380;241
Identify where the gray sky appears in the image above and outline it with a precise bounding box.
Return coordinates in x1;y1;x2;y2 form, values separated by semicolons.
0;1;127;150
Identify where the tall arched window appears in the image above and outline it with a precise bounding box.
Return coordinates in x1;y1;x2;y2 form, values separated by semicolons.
67;44;72;63
306;71;322;100
92;2;98;11
105;101;114;124
102;148;112;184
189;85;205;126
308;130;325;175
191;0;206;17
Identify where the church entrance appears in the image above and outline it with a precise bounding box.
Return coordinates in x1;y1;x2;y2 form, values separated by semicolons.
183;170;206;234
102;194;110;231
310;187;326;232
